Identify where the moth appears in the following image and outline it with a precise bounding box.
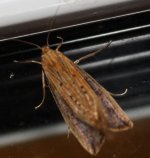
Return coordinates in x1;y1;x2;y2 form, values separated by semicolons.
15;39;133;155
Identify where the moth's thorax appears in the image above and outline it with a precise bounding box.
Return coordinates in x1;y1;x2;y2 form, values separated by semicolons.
41;46;63;69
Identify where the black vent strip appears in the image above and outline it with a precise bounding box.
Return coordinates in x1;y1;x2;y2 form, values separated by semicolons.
81;34;150;70
0;11;150;134
0;10;150;58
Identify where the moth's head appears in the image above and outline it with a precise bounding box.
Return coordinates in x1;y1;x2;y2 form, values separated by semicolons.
42;45;51;55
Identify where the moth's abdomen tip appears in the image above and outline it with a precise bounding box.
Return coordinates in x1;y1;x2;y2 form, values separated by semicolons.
108;118;134;132
122;119;134;131
124;119;134;130
128;120;134;129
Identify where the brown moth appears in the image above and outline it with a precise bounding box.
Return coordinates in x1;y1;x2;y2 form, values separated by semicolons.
15;39;133;155
12;1;132;154
40;42;133;155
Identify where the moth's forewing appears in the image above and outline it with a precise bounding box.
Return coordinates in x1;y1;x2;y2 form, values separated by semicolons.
77;68;133;132
42;49;104;129
47;83;105;155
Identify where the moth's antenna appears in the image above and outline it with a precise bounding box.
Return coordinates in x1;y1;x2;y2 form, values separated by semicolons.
46;4;61;47
13;39;42;50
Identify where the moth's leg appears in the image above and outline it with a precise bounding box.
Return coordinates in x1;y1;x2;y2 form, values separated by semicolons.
67;126;71;139
35;71;46;109
109;88;128;97
14;60;41;65
14;59;45;108
74;41;112;64
56;36;63;51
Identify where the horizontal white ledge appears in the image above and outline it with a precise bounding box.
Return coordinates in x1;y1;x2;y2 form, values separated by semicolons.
0;0;126;27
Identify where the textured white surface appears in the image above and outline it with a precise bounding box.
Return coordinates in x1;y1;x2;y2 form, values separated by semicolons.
0;0;124;27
